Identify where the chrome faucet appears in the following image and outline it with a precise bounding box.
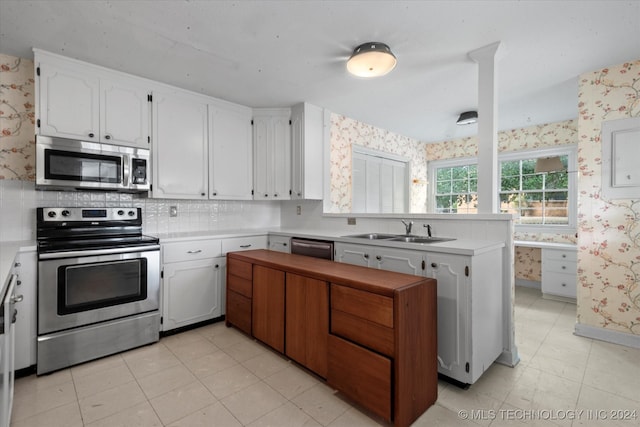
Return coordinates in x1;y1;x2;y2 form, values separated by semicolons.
423;223;432;237
401;220;413;235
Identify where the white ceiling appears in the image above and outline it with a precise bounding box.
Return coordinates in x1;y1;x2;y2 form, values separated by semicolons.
1;0;639;142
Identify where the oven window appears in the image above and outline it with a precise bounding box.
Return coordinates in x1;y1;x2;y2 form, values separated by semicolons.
45;149;122;183
57;259;147;315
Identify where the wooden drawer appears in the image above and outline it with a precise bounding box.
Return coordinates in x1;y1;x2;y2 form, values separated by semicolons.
331;309;394;357
331;284;393;328
327;335;392;422
543;248;577;262
543;271;577;298
226;290;252;335
163;239;222;263
227;259;252;298
222;235;268;254
545;259;577;274
228;257;252;280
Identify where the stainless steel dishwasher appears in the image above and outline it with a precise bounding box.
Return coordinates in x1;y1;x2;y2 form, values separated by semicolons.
290;238;334;260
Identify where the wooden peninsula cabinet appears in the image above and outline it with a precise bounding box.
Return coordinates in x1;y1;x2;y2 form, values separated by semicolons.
225;250;437;427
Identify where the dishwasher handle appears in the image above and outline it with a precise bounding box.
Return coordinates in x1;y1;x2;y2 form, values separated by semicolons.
290;238;334;261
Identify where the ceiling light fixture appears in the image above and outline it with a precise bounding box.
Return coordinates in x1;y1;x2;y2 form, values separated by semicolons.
347;42;397;78
456;111;478;125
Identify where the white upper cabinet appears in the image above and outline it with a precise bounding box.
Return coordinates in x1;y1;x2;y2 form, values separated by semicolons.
253;108;291;200
35;50;150;148
209;101;253;200
152;89;209;199
290;102;326;200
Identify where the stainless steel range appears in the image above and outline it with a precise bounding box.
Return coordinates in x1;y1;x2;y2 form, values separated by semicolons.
36;207;160;375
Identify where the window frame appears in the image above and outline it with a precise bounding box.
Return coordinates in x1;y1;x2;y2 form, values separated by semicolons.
427;145;577;232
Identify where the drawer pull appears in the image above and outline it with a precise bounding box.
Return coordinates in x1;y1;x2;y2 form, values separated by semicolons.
240;244;252;248
11;294;24;303
562;254;567;258
431;262;437;268
14;262;21;267
376;255;382;261
562;266;566;270
187;250;202;254
363;254;369;259
562;283;567;287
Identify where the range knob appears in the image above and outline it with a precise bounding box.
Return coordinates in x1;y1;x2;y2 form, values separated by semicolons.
47;211;56;218
61;210;70;217
117;210;125;216
128;210;135;217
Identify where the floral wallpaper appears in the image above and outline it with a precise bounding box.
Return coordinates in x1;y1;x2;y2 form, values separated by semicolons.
328;113;427;213
577;59;640;335
0;53;35;181
515;247;542;281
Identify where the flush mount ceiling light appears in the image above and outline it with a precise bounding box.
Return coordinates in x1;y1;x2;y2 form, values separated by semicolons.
347;42;397;77
456;111;478;125
535;156;565;173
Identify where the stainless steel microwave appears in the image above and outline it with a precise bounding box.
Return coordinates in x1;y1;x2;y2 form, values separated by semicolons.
36;136;150;193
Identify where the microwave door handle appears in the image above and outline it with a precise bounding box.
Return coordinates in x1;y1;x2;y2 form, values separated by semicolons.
122;154;130;186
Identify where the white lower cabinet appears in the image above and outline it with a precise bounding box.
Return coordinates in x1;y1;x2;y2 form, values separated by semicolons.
335;241;503;385
268;234;290;253
14;250;37;371
541;247;577;300
162;240;223;331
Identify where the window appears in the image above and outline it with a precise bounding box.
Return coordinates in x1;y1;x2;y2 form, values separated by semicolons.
428;146;576;230
429;158;477;213
352;146;409;213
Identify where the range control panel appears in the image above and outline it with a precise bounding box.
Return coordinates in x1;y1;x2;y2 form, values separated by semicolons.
39;207;139;222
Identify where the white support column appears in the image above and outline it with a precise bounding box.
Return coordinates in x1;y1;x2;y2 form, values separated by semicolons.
468;41;503;214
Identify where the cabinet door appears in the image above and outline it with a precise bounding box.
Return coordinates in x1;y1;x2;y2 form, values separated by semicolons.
334;243;374;267
163;257;222;331
425;252;469;382
271;114;291;200
100;78;150;147
152;90;209;199
252;265;285;352
252;110;291;200
286;273;328;377
209;103;253;200
376;247;424;275
290;103;324;200
13;251;37;371
38;61;99;141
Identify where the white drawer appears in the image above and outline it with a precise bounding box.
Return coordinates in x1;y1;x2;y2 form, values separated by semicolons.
268;235;290;253
543;248;577;262
163;239;222;263
545;259;577;274
542;271;577;298
222;235;268;254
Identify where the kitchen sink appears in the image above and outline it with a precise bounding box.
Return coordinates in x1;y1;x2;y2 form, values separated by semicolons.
343;233;398;240
388;236;456;244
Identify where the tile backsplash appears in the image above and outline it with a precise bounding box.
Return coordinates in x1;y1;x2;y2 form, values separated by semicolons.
0;180;281;241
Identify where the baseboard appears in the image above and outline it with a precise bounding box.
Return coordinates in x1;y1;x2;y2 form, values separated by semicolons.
574;323;640;349
495;348;520;367
515;279;541;289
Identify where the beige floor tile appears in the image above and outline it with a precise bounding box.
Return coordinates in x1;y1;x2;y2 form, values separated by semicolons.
264;365;319;400
167;401;242;427
84;401;162;427
10;401;82;427
149;381;217;425
469;362;526;403
11;380;77;422
124;346;182;379
183;349;239;379
70;353;126;379
168;336;220;362
242;350;290;379
504;367;581;415
137;363;198;399
224;338;268;362
221;382;287;424
193;321;230;340
78;380;147;424
200;363;260;399
582;363;640;401
411;403;479;427
209;327;251;349
543;327;592;354
589;340;640;372
73;362;136;399
291;383;350;426
574;384;640;427
438;385;503;426
162;329;207;351
13;369;72;399
249;402;321;427
120;341;170;362
327;406;387;426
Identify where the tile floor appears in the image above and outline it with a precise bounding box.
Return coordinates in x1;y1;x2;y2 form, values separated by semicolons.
10;287;640;427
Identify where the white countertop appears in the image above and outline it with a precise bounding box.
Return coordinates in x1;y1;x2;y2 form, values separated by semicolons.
0;240;36;296
153;228;272;243
514;240;577;250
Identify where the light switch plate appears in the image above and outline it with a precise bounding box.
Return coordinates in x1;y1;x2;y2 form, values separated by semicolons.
169;206;178;217
347;217;356;225
296;205;301;215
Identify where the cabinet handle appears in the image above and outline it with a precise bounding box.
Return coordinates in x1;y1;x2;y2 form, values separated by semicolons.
14;262;21;267
201;192;205;196
297;192;301;196
240;244;251;248
376;255;382;261
11;294;23;303
212;192;217;196
562;283;567;287
264;193;268;197
214;264;219;269
431;262;438;268
17;280;22;286
105;134;111;140
88;132;95;138
562;254;566;258
363;254;369;259
187;250;202;254
562;266;566;270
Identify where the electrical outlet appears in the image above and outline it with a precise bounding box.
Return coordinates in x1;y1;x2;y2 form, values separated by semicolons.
296;205;301;215
347;217;356;225
169;206;178;217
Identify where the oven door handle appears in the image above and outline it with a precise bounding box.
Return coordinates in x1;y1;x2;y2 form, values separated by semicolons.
39;244;160;260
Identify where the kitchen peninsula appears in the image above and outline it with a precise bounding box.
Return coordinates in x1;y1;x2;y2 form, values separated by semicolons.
225;249;438;427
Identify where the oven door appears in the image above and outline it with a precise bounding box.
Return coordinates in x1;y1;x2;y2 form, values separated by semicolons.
38;246;160;335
